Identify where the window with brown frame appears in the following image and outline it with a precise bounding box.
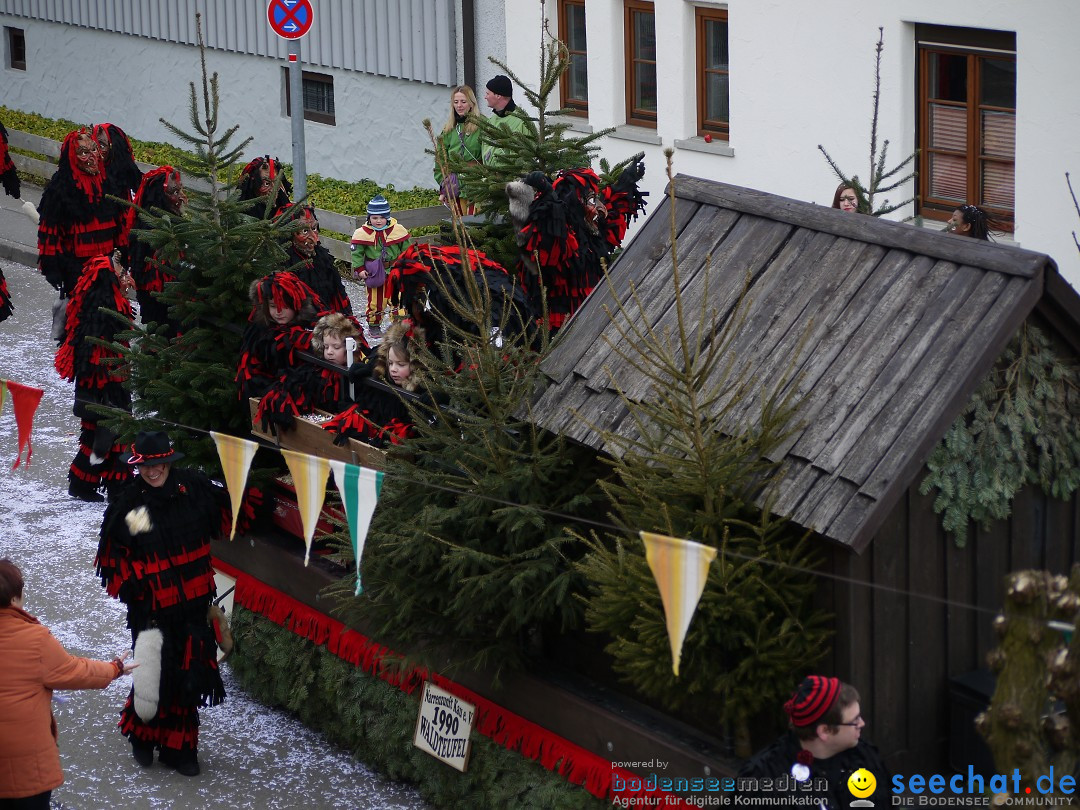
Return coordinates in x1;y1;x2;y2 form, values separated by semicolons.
6;27;26;71
695;7;728;139
558;0;588;116
624;0;656;128
283;69;336;126
916;25;1015;229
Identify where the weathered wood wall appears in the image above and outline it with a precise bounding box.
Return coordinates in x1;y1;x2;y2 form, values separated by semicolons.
826;478;1080;773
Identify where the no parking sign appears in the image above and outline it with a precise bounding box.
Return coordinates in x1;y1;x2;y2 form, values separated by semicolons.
267;0;313;40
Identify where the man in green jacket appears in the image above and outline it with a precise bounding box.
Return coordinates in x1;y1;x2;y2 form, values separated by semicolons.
482;74;532;166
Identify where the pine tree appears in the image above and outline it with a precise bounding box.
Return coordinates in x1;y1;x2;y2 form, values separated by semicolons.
576;156;831;757
327;246;606;680
818;27;917;217
106;15;291;470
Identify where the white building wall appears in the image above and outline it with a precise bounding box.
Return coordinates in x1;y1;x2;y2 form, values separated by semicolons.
473;0;508;84
0;15;455;201
502;0;1080;289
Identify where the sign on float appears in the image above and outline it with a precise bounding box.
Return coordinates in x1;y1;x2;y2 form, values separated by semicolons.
413;681;476;772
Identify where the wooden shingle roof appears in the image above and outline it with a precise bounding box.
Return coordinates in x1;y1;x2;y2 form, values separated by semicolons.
530;175;1075;551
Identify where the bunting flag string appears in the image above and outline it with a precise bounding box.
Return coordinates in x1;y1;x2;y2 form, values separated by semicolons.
210;431;260;540
328;460;384;595
640;531;717;677
281;449;331;565
5;380;45;469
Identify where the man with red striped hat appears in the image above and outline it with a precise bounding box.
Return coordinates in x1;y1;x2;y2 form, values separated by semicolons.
737;675;890;809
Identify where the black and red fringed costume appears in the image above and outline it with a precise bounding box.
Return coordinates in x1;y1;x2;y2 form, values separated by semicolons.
237;156;292;219
0;120;19;201
513;160;647;332
95;466;227;763
37;129;126;296
236;272;320;402
127;166;185;336
94;122;143;203
254;359;348;431
278;204;354;317
321;374;416;449
55;255;134;499
387;242;536;348
0;122;16;322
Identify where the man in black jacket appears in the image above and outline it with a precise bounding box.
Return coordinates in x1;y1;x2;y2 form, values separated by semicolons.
738;675;890;809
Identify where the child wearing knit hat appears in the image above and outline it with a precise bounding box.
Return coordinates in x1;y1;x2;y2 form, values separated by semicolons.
349;194;411;336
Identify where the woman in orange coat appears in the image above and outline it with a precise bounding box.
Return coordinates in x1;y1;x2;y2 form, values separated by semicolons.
0;559;136;809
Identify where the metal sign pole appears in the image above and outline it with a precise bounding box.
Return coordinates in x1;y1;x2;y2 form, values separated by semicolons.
288;42;308;199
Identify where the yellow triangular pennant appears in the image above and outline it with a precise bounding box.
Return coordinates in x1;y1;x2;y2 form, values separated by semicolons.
210;431;259;540
282;449;331;565
0;379;6;418
640;531;717;677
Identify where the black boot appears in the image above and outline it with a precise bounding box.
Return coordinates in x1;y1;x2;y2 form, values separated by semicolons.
68;478;105;502
159;747;200;777
131;739;154;767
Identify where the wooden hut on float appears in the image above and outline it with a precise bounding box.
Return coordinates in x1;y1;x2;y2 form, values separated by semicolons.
527;175;1080;774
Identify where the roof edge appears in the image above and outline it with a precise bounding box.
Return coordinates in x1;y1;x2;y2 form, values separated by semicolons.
670;175;1052;279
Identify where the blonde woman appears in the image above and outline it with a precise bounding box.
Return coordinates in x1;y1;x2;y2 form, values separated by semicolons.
435;85;482;216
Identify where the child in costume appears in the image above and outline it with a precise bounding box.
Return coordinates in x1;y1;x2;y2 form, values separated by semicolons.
235;271;320;402
323;320;424;448
349;195;410;335
254;312;367;430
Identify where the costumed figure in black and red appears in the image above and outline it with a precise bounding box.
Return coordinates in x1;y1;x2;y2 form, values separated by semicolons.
55;254;136;502
127;165;187;337
37;128;126;298
94;123;143;204
95;431;227;777
508;158;647;332
237;155;291;219
236;271;321;403
254;312;370;431
387;242;535;350
323;319;426;449
277;203;354;316
0;121;19;322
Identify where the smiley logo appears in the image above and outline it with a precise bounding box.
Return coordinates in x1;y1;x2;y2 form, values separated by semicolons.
848;768;877;798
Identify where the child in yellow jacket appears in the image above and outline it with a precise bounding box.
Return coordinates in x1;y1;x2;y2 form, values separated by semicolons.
350;195;410;334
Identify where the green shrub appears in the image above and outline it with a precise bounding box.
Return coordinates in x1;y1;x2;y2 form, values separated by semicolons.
0;104;439;216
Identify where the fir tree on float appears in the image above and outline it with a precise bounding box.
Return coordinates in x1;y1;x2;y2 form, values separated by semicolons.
326;228;606;680
444;0;621;268
818;27;916;217
977;567;1080;800
105;15;291;470
576;155;831;758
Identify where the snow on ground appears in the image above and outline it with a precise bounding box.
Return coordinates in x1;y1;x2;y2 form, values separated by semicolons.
0;259;428;809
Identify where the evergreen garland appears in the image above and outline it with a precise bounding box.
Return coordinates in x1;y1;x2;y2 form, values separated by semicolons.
229;607;609;809
919;323;1080;546
577;158;831;758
